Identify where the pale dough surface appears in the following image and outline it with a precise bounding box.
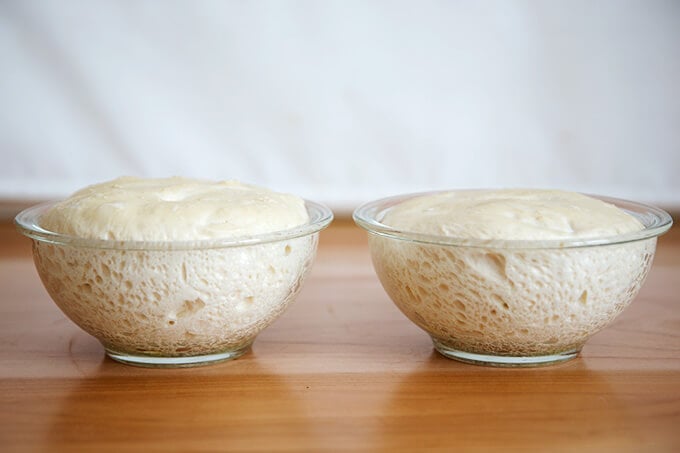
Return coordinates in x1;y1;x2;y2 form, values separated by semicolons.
41;177;309;241
381;189;643;241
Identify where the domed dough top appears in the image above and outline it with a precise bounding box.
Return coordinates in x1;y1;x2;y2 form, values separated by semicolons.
41;176;310;241
381;189;643;241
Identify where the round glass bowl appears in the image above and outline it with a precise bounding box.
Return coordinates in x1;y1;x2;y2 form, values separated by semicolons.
354;191;672;367
16;200;333;367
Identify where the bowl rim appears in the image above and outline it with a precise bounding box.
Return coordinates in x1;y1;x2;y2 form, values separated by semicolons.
353;189;673;250
15;199;334;251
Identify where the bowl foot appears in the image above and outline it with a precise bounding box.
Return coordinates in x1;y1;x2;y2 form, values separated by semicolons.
104;343;251;368
432;338;580;367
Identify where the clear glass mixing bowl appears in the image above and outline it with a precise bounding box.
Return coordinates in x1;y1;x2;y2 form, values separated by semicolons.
354;191;672;367
17;200;333;367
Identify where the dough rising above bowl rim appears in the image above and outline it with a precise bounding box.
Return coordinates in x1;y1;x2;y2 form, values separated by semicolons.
354;190;672;249
16;199;333;251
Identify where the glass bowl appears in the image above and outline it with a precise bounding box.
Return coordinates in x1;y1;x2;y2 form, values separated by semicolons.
354;191;672;367
16;200;333;367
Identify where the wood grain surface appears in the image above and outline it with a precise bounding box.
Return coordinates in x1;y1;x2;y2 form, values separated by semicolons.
1;218;679;452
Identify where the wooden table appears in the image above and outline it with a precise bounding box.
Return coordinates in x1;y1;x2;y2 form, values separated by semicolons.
1;218;679;452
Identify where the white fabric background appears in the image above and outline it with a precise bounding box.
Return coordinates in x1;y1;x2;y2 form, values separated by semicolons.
1;0;679;212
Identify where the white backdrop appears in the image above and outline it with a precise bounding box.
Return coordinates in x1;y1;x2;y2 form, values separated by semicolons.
1;0;679;212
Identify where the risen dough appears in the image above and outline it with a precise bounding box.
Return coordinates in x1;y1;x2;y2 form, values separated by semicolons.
41;176;309;241
381;189;643;241
35;177;316;358
370;190;652;357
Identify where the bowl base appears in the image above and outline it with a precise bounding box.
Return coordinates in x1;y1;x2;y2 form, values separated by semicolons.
432;338;580;367
105;344;251;368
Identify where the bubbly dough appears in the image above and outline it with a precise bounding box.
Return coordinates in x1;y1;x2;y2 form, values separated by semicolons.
370;189;653;357
35;236;317;357
41;176;309;241
33;177;317;358
381;189;643;240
